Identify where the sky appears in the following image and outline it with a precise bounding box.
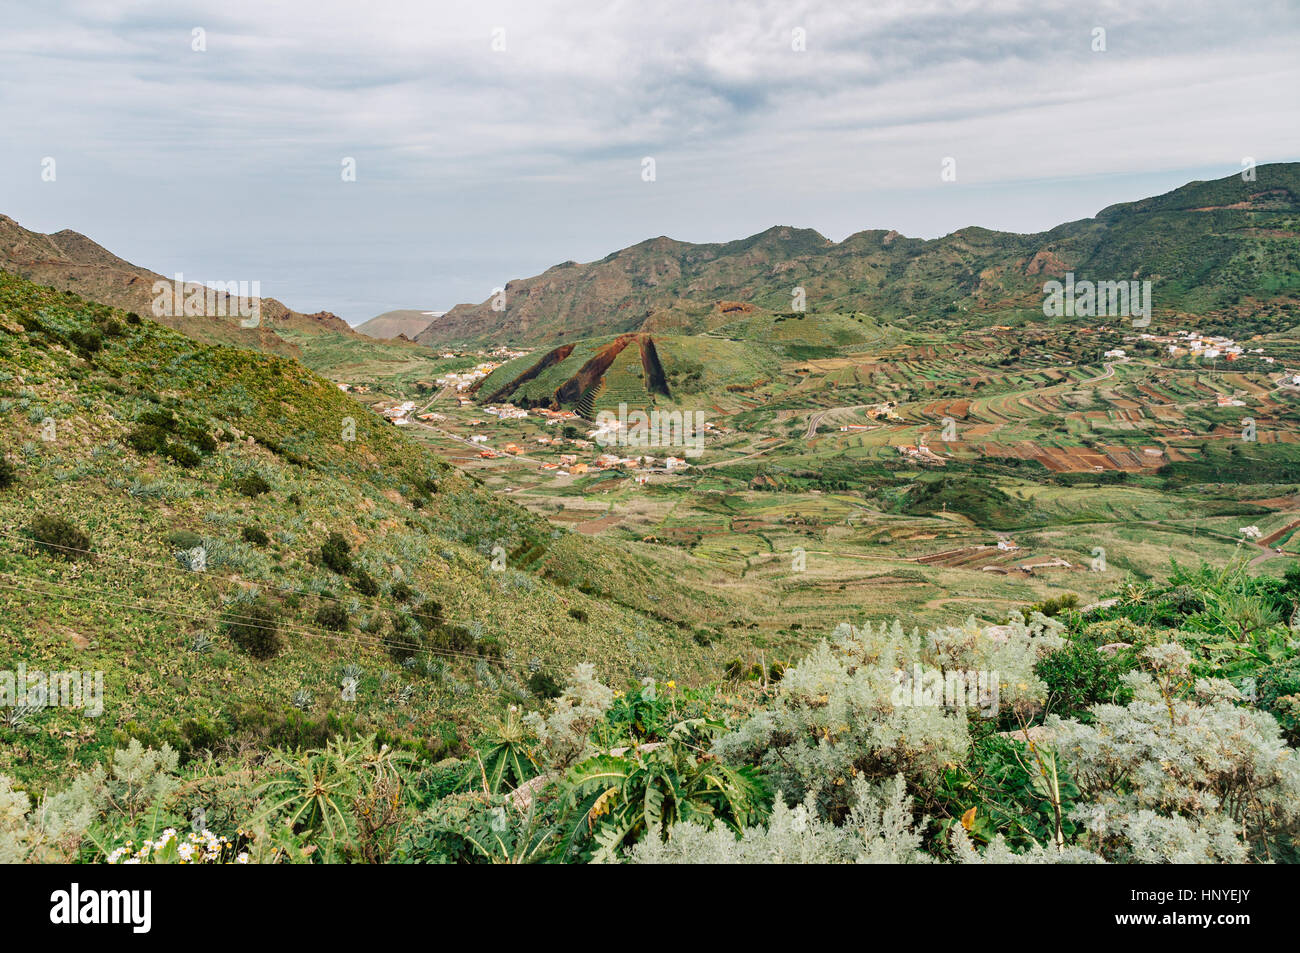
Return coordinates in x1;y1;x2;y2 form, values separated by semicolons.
2;0;1298;324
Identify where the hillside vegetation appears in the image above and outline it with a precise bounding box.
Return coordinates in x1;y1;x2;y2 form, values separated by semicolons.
0;272;751;792
5;556;1298;864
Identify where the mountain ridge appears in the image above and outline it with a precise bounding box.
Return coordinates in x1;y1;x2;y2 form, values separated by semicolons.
416;164;1300;347
0;214;370;357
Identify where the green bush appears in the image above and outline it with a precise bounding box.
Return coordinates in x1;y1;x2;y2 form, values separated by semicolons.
0;455;17;489
314;603;350;632
127;408;216;467
351;569;379;596
233;473;271;498
1028;593;1079;618
320;532;352;574
26;515;92;559
241;526;270;546
527;670;563;699
410;601;444;631
164;441;202;468
67;328;104;355
1257;657;1300;745
126;424;168;456
384;614;422;662
429;624;474;654
222;601;283;659
390;582;414;603
165;529;204;551
1035;638;1135;719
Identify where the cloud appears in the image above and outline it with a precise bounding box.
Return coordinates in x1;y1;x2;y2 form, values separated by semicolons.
1;0;1296;320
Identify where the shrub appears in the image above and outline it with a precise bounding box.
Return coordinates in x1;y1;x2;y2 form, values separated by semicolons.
126;407;215;468
165;530;204;552
568;607;588;623
67;328;104;356
1050;670;1300;862
222;601;282;659
314;603;349;632
410;601;444;631
163;442;202;468
1256;656;1300;745
390;582;414;603
715;615;1062;822
351;569;379;596
1028;593;1079;618
233;473;271;498
241;526;270;546
1035;639;1134;719
320;532;352;574
428;624;474;654
628;775;924;864
0;455;17;489
527;670;563;699
126;425;168;456
26;515;92;559
384;615;422;662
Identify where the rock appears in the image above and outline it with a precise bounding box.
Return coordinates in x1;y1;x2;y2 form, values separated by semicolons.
1097;642;1131;656
984;624;1015;643
1080;597;1119;613
999;724;1056;745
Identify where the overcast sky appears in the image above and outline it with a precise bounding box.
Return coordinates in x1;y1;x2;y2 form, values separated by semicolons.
2;0;1298;323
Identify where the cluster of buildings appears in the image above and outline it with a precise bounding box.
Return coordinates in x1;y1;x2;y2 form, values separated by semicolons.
478;404;583;425
482;403;529;420
1132;330;1257;362
435;362;502;393
535;452;689;477
380;400;417;426
897;444;947;465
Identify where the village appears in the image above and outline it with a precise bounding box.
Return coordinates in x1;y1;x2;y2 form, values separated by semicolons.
347;352;699;484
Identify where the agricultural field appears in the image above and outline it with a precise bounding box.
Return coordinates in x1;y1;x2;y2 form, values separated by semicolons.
348;301;1300;648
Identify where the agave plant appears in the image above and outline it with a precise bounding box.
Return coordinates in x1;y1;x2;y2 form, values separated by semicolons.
560;718;769;862
468;707;541;795
257;735;411;860
2;703;44;734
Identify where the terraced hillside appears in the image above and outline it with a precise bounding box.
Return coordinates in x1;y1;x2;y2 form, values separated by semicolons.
475;333;780;417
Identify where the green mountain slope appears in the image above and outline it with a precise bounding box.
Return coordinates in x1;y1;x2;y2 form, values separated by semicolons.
0;214;373;357
475;332;782;416
0;272;742;789
415;164;1300;347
